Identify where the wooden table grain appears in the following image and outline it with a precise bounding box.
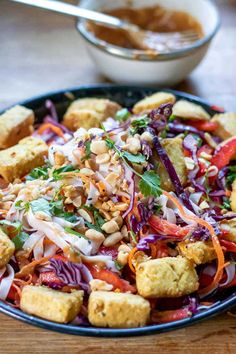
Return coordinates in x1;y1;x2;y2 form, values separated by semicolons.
0;0;236;353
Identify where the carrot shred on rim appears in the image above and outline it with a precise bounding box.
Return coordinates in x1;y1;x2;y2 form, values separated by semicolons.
128;247;138;273
37;123;65;140
163;191;225;295
12;283;22;299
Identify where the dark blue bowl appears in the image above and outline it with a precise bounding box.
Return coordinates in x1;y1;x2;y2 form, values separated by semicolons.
0;84;235;337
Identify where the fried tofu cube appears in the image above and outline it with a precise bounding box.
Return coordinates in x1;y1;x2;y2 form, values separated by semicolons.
88;291;150;328
0;229;15;268
63;98;121;131
230;180;236;212
20;286;84;323
220;218;236;243
177;241;216;265
0;137;48;183
173;100;210;121
133;92;176;114
157;137;187;191
211;113;236;140
0;105;34;149
136;257;199;298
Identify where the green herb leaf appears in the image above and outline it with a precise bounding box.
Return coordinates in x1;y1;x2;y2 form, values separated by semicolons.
115;108;131;122
222;198;231;210
139;171;161;197
105;138;115;149
53;165;79;180
30;198;51;215
84;221;101;232
82;141;92;161
63;212;80;223
227;166;236;186
15;200;30;212
64;227;89;240
168;114;176;122
122;151;146;164
114;260;124;271
26;166;49;181
0;220;22;233
49;199;64;216
130;115;149;135
12;231;29;250
94;210;105;228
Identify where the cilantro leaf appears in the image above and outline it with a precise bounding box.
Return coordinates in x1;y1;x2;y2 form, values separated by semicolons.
49;199;64;216
0;220;22;233
53;165;79;180
15;200;30;211
130;115;149;135
114;260;124;271
82;141;92;161
122;151;146;164
84;221;101;232
227;166;236;186
105;138;115;149
12;231;29;250
26;166;49;181
222;198;231;210
64;227;89;241
139;171;161;197
94;210;105;228
115;108;131;122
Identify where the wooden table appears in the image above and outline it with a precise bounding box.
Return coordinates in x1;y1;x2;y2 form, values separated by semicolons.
0;0;236;353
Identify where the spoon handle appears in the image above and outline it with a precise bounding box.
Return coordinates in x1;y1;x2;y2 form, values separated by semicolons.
11;0;130;29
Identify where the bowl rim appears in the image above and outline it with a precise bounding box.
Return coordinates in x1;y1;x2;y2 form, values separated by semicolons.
0;84;235;337
76;0;221;62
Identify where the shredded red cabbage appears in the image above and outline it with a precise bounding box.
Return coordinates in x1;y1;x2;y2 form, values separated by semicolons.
137;234;180;251
168;121;206;140
45;99;59;122
50;259;92;292
71;314;90;326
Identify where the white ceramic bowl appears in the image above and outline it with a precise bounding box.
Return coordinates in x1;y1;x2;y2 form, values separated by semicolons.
77;0;220;86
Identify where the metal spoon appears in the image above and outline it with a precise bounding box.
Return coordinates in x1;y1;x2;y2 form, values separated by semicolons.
11;0;201;53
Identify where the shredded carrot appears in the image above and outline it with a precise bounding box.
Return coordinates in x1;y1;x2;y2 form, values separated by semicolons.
128;247;138;273
15;257;50;278
163;191;225;295
37;123;65;140
12;283;22;299
225;189;231;198
150;243;157;258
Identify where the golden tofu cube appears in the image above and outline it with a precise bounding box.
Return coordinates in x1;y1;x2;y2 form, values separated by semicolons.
0;228;15;268
0;137;48;182
173;100;210;121
211;113;236;140
136;257;199;298
63;98;121;130
220;218;236;243
177;241;216;265
0;105;34;149
20;286;84;323
88;291;150;328
157;137;187;191
133;92;176;114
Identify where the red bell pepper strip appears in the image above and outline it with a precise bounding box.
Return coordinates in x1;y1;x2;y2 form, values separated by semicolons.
197;145;214;157
211;137;236;171
152;308;191;324
149;215;192;238
220;239;236;253
186;120;219;132
88;266;136;293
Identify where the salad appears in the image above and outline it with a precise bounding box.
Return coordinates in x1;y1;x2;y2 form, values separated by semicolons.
0;91;236;328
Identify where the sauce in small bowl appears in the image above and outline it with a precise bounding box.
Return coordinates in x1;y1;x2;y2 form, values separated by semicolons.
87;5;204;53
